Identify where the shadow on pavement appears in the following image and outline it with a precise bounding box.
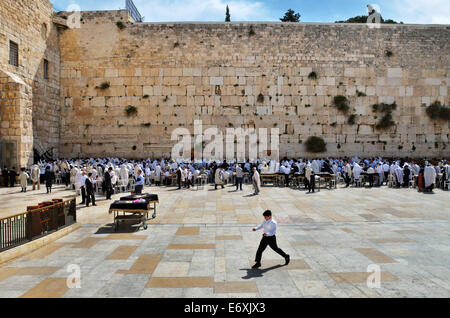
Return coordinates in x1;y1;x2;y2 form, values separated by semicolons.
240;264;284;279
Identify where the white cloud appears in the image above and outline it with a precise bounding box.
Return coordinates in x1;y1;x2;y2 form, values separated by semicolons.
382;0;450;24
132;0;272;22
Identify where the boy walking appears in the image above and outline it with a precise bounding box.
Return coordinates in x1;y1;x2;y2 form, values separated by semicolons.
252;210;289;269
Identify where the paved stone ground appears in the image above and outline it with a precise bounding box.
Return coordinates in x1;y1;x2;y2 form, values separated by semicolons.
0;182;449;298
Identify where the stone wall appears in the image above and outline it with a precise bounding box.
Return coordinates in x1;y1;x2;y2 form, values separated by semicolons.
0;0;61;167
58;12;449;159
3;6;449;162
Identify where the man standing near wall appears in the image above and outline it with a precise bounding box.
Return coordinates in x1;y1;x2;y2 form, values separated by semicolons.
235;163;243;191
31;164;40;190
134;169;144;194
104;167;113;200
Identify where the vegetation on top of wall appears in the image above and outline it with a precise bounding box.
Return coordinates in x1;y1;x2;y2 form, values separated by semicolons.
249;25;255;36
116;21;126;30
280;9;301;22
125;105;138;116
425;101;450;121
333;95;350;113
308;71;318;80
305;136;327;153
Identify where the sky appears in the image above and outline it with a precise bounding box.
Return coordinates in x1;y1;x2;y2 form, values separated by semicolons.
51;0;450;24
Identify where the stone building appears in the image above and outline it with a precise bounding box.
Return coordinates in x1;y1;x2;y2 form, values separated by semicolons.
1;0;449;167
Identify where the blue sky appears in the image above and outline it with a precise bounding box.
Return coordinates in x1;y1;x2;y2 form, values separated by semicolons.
52;0;450;24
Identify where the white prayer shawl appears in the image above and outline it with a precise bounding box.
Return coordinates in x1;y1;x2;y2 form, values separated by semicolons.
252;170;261;191
154;166;162;181
269;161;276;173
70;167;79;184
305;164;313;180
424;166;436;188
353;163;362;179
110;171;117;184
395;167;404;184
74;171;83;191
120;166;129;184
113;168;120;183
312;160;320;174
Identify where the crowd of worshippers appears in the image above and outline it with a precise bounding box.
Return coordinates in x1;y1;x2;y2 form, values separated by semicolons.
1;157;449;200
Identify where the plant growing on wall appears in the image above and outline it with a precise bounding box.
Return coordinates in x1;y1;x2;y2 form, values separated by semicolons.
308;71;318;80
348;114;356;125
116;21;126;30
356;90;366;97
373;101;397;130
376;112;395;130
305;136;327;153
257;93;264;103
96;81;110;90
425;101;450;121
125;105;138;116
333;95;349;113
385;49;393;57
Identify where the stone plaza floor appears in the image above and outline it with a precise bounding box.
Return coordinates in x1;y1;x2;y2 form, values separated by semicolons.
0;182;449;298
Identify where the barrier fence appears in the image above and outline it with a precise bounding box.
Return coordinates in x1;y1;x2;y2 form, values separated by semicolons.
0;197;76;252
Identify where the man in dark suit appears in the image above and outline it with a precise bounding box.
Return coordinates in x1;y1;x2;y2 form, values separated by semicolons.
104;167;113;200
9;167;17;187
85;172;96;207
2;166;8;187
176;165;182;189
44;166;54;193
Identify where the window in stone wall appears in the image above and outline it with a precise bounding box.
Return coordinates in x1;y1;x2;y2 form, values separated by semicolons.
9;41;18;66
43;59;49;79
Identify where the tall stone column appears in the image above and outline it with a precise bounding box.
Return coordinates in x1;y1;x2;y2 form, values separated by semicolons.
0;70;33;168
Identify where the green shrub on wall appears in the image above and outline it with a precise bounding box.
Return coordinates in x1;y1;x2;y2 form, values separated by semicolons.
426;101;450;121
333;95;349;113
125;105;138;116
305;136;327;153
376;113;395;130
373;101;397;130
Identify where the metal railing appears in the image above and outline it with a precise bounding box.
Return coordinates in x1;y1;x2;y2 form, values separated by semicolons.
0;198;76;252
126;0;143;22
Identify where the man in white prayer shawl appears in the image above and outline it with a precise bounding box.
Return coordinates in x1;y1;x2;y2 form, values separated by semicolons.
424;164;437;191
352;162;362;180
74;168;83;194
394;164;404;187
312;160;320;174
120;165;129;185
154;164;162;186
113;166;120;185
